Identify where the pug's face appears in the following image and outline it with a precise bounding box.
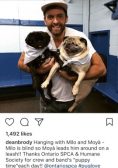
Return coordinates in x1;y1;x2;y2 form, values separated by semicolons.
25;31;50;49
62;36;87;57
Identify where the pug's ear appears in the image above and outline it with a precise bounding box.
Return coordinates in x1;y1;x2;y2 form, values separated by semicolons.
80;37;87;46
63;36;69;41
25;35;28;43
25;33;32;45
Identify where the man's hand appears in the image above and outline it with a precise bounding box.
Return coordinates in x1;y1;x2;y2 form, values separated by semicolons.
36;57;55;74
58;70;77;81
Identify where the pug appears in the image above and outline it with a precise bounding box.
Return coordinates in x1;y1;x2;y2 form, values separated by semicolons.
24;31;60;101
41;36;97;112
24;31;53;67
59;36;91;96
41;36;90;96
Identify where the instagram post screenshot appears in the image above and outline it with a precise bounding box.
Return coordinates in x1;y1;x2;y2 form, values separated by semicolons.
0;0;118;168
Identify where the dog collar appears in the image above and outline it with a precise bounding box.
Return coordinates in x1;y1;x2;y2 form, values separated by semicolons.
63;54;91;66
24;44;48;64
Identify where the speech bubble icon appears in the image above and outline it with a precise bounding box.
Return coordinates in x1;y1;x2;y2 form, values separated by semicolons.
20;118;29;126
106;118;113;126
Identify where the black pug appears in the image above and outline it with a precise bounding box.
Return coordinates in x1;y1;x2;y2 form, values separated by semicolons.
24;31;61;101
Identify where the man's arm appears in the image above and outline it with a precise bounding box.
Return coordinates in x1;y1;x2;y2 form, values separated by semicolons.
18;52;55;74
85;52;106;79
18;52;31;73
18;51;106;81
58;52;107;81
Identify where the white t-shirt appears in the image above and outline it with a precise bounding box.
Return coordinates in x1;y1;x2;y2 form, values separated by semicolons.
44;27;96;102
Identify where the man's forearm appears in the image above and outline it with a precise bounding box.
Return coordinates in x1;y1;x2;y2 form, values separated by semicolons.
85;52;107;80
18;52;31;73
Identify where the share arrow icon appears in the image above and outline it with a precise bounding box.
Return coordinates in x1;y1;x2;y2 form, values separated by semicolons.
35;118;44;126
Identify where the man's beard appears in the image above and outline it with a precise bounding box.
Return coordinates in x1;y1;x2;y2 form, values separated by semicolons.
48;23;65;37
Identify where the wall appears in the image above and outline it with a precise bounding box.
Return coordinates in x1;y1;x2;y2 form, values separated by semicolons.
89;0;118;56
88;0;118;103
0;0;117;63
0;0;83;52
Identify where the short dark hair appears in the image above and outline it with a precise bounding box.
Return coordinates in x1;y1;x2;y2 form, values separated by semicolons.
43;5;68;17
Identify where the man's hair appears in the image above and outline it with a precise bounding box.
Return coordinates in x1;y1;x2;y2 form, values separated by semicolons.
43;5;68;17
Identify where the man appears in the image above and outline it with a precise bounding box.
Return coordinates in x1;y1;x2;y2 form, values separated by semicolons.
18;0;106;112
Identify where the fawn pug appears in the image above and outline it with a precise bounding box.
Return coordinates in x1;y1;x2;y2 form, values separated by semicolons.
41;36;97;112
41;36;90;96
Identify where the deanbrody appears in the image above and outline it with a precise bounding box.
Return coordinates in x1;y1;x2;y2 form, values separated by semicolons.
6;140;32;145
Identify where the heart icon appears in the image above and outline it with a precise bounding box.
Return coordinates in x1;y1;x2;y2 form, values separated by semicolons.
5;118;14;126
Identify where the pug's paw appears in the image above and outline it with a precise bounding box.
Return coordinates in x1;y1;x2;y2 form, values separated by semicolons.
41;80;49;88
68;106;74;112
72;85;79;96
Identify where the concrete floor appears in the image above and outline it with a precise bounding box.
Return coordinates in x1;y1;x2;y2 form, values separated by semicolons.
0;87;117;113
